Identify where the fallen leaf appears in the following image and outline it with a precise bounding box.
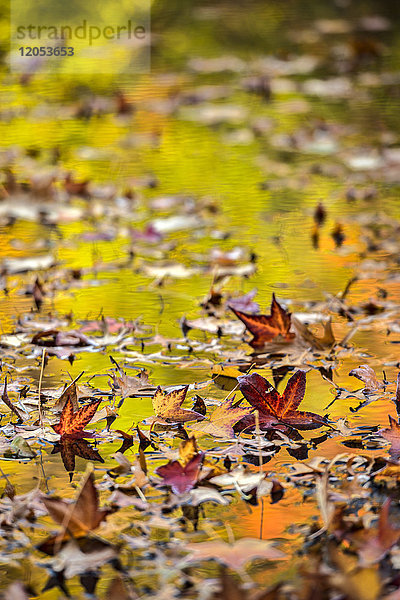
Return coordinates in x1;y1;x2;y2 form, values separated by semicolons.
53;381;80;412
357;499;400;566
52;398;102;437
190;396;252;437
227;289;260;314
379;416;400;458
349;365;384;392
185;537;286;570
156;453;203;494
109;357;156;398
39;470;112;553
2;376;28;422
151;386;204;423
106;575;138;599
230;293;295;349
237;371;326;430
292;316;335;350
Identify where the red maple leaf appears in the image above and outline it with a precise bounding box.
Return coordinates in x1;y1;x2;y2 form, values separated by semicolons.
230;293;295;349
156;453;203;494
52;398;101;437
236;370;326;431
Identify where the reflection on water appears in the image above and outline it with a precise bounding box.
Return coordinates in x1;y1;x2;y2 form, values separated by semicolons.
0;0;400;594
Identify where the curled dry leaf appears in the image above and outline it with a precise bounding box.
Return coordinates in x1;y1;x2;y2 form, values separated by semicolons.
230;293;295;349
109;357;156;398
109;452;148;488
53;381;80;413
2;376;29;422
292;316;335;350
349;365;384;392
236;370;326;430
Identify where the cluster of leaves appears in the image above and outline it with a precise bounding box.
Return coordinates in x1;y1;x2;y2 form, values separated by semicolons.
1;2;400;598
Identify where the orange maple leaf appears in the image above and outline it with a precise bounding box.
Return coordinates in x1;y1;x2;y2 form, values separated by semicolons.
151;386;204;423
52;397;102;437
237;371;325;430
230;293;295;349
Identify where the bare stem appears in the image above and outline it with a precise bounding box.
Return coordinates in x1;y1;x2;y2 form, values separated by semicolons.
38;348;46;428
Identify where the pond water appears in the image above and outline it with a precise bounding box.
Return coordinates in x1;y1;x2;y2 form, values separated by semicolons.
1;0;400;596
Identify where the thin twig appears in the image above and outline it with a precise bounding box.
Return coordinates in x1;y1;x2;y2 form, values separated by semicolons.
38;348;46;428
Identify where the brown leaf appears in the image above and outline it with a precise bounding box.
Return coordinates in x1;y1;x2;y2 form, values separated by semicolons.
1;376;28;422
109;356;156;398
53;381;79;413
230;293;295;349
40;470;111;552
31;329;90;347
357;499;400;566
379;416;400;458
106;576;138;600
32;277;45;310
292;316;335;350
349;365;383;392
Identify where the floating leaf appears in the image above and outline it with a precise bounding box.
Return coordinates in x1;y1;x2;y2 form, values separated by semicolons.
185;537;286;570
39;470;112;554
230;293;295;348
151;386;204;423
1;376;28;422
156;453;203;494
109;356;156;398
52;398;102;437
190;396;252;438
349;365;383;392
237;371;326;430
